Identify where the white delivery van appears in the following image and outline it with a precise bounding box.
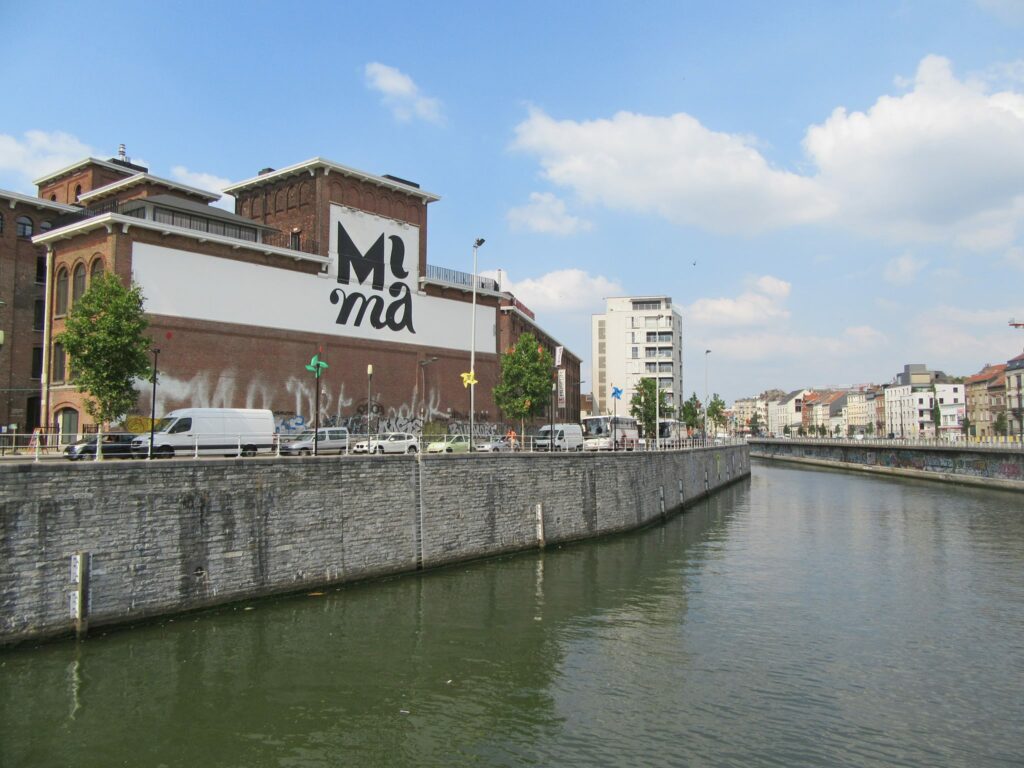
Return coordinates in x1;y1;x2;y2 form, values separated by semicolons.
535;423;584;452
131;408;276;458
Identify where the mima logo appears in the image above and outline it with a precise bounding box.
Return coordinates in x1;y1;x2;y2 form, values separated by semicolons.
330;220;415;333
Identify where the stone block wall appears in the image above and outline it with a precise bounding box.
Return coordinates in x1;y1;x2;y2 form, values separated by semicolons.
0;445;748;645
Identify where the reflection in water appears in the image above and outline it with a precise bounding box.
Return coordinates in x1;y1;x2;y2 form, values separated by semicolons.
2;464;1023;767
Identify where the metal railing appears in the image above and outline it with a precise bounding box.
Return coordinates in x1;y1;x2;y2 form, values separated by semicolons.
258;231;321;255
424;264;499;291
749;435;1023;450
49;200;145;230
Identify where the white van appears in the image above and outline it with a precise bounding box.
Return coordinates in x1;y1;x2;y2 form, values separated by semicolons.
131;408;275;458
535;423;584;452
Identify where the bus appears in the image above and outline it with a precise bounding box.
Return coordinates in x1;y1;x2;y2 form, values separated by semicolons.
582;416;639;451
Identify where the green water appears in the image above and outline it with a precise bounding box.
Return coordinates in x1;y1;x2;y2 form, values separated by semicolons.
2;463;1023;767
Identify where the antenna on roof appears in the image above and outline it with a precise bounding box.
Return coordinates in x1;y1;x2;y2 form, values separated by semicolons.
118;144;128;162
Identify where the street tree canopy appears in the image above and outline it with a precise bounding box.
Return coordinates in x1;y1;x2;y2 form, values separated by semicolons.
680;392;702;433
629;377;674;439
706;393;726;432
57;273;152;432
493;332;554;436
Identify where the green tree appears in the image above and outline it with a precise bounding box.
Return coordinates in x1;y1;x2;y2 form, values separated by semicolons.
783;424;791;436
493;332;554;438
57;274;151;457
931;386;942;438
748;411;761;436
994;411;1008;436
680;392;702;433
706;393;725;433
865;422;874;436
629;378;675;441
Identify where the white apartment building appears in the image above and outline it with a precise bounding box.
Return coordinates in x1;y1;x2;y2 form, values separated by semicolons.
592;296;683;416
884;382;964;438
767;390;809;435
733;397;767;434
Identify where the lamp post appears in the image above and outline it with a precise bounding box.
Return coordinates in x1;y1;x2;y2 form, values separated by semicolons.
149;347;160;459
469;238;485;452
550;380;556;452
704;349;711;440
419;356;439;421
367;364;374;444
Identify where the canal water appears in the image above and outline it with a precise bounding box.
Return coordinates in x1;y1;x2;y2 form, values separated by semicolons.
2;463;1023;767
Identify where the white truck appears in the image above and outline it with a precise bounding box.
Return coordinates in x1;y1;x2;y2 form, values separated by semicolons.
131;408;276;458
535;423;584;452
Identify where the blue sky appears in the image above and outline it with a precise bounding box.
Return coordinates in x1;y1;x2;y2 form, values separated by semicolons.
3;0;1024;403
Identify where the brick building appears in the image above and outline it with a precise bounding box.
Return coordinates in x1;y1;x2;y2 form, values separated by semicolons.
19;150;579;439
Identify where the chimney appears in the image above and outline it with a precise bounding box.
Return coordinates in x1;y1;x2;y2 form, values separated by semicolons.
118;144;127;162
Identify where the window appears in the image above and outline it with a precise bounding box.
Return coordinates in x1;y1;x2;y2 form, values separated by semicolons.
645;347;657;357
55;269;69;315
33;300;44;331
35;256;46;284
72;264;86;305
74;185;82;201
52;343;66;382
632;300;660;311
16;216;33;238
90;259;103;283
31;347;43;379
40;221;52;233
631;346;639;359
646;362;658;373
169;418;192;434
0;212;4;234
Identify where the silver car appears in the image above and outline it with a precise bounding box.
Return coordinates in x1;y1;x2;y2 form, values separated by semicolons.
280;427;349;456
354;432;419;454
474;436;516;452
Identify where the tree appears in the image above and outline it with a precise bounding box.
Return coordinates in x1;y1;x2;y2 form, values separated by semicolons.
680;392;702;433
865;422;874;436
931;386;942;438
994;411;1008;437
57;274;151;457
748;411;762;436
783;424;791;436
706;393;725;433
629;378;674;441
493;333;554;439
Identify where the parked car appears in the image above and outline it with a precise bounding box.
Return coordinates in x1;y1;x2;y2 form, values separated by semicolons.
353;432;419;454
475;435;516;452
280;427;349;456
66;433;138;461
427;434;470;453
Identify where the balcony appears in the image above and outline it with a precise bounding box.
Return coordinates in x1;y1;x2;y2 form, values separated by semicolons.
425;264;498;292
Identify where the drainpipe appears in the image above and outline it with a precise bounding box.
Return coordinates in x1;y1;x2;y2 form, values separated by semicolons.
40;245;55;437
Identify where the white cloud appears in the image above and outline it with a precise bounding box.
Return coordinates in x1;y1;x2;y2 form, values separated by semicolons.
513;108;831;235
364;62;443;125
708;325;887;363
686;275;791;327
482;268;622;314
0;130;95;191
883;254;927;284
512;55;1024;250
170;166;234;210
507;192;592;235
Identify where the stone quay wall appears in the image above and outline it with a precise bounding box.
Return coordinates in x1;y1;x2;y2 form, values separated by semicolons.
750;438;1024;491
0;446;749;646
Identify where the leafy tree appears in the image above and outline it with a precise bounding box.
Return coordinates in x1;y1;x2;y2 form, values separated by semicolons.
680;392;702;433
748;411;761;436
797;425;805;437
833;424;842;436
57;274;151;457
783;424;791;436
994;411;1008;436
629;378;674;440
493;332;554;438
961;416;972;437
706;393;725;433
865;422;874;436
931;386;942;437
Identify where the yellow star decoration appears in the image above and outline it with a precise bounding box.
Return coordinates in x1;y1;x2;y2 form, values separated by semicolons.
461;371;478;388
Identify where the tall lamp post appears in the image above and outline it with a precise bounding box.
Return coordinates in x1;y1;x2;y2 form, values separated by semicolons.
367;364;374;443
149;347;160;459
419;356;439;420
704;349;711;439
469;237;485;452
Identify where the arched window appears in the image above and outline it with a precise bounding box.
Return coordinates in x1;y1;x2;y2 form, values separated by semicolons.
50;194;57;201
90;258;104;283
52;343;67;382
55;268;69;315
16;216;33;238
72;264;86;304
74;184;82;201
40;220;53;233
0;212;5;234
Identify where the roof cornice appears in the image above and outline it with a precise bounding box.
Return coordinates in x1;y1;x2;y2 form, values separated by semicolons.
78;173;220;203
223;157;441;203
32;157;139;186
31;213;329;266
1;188;79;213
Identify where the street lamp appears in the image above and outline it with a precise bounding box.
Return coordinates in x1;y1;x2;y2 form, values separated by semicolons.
149;347;160;459
419;356;439;420
367;364;374;442
469;237;485;452
704;349;711;440
550;379;557;451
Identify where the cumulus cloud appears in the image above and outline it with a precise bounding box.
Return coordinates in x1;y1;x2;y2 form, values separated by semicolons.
0;130;95;191
171;166;234;210
883;254;927;284
507;192;592;235
482;268;622;314
686;275;792;327
512;55;1024;250
364;62;443;124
